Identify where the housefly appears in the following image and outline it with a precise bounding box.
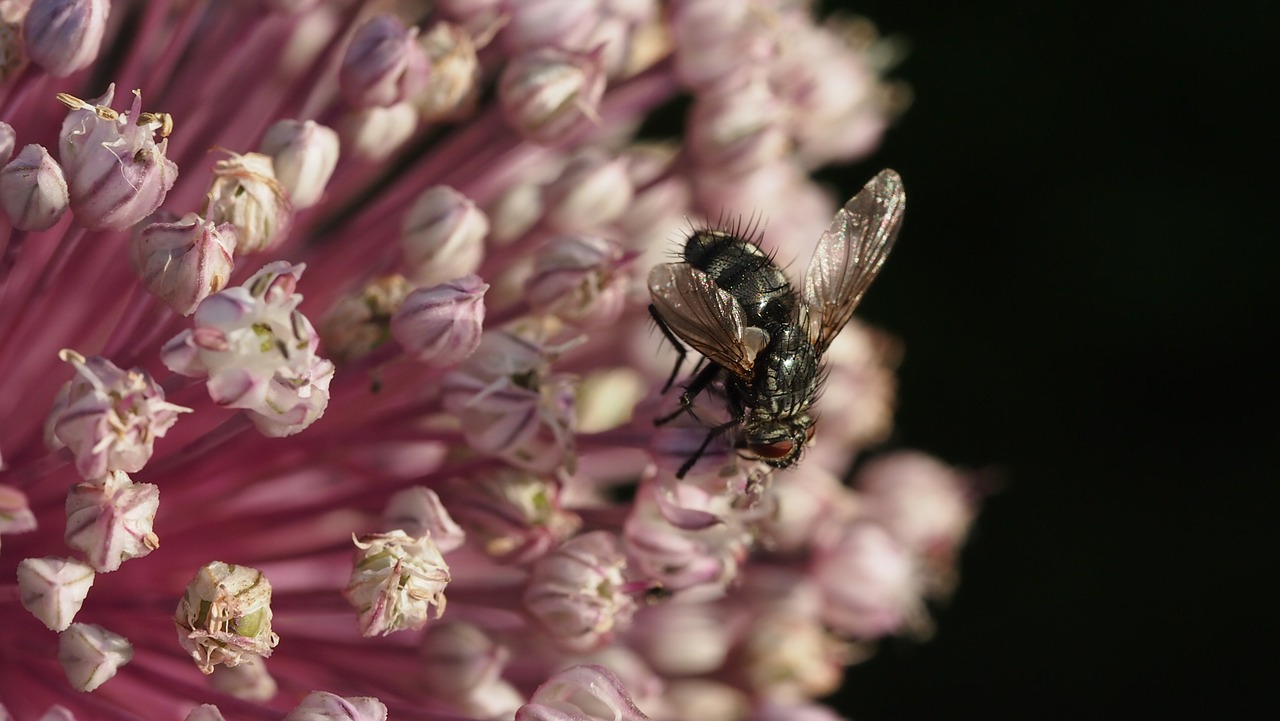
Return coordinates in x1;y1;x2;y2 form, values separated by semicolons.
648;169;906;478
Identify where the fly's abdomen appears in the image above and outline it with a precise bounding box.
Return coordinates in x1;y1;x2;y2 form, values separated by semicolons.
684;230;797;326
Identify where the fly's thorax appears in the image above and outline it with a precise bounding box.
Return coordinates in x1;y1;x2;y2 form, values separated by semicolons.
750;324;820;411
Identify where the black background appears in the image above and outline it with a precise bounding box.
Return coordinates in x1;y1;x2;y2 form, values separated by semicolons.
820;1;1278;718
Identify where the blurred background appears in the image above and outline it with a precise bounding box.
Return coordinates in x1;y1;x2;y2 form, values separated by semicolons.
819;1;1276;718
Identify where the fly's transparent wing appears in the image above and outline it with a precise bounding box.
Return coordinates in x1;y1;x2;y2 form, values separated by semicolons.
648;263;760;380
803;169;906;352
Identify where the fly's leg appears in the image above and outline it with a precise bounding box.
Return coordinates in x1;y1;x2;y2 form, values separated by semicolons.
677;418;738;479
650;304;688;393
655;361;722;426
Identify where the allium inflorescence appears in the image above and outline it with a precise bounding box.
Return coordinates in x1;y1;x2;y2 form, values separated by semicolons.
0;1;973;720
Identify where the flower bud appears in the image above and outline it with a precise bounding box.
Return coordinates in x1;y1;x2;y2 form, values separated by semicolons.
259;119;340;209
320;274;412;363
0;143;69;230
49;349;190;480
501;0;599;56
811;521;922;639
856;451;974;571
17;556;95;631
204;151;291;254
401;185;488;286
630;601;731;676
340;14;430;108
174;561;280;674
517;665;651;721
414;22;480;121
541;148;634;231
442;331;579;473
687;77;788;174
420;621;515;704
344;530;451;637
284;692;387;721
23;0;109;77
65;470;160;572
390;275;487;368
623;482;748;592
0;483;38;542
524;531;636;652
499;47;606;145
57;622;132;692
382;486;465;552
488;180;544;244
738;612;847;699
57;86;177;231
0;121;16;163
185;706;226;721
209;655;277;702
340;101;418;162
0;22;24;85
37;706;80;721
446;466;581;564
524;234;629;328
130;213;237;316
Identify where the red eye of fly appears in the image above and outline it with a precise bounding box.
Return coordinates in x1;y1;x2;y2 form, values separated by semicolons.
749;440;794;460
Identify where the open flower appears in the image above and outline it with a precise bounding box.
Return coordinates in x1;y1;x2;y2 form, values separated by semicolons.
0;3;977;720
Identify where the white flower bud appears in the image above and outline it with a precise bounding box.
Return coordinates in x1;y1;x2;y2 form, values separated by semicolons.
320;274;413;363
23;0;109;78
414;22;480;121
343;530;450;637
340;101;418;162
541;148;633;231
284;692;387;721
340;14;430;108
0;121;15;162
390;276;487;368
38;706;81;721
174;561;280;675
209;655;277;701
0;143;69;231
204;151;291;254
65;470;160;572
525;234;630;328
382;486;466;552
17;557;95;631
130;213;237;316
524;531;636;652
57;623;132;692
184;706;227;721
259;119;340;209
499;47;606;145
0;482;38;539
401;185;488;286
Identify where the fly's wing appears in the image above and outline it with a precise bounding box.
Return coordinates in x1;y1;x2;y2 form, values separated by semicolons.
649;263;761;380
803;169;906;352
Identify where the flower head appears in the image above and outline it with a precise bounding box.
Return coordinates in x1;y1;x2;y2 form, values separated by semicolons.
0;2;978;719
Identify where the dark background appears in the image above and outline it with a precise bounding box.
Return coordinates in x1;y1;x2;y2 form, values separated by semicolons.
821;1;1277;718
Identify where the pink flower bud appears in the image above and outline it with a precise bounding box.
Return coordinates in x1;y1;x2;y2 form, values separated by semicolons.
442;332;579;473
340;14;430;108
0;143;68;231
0;121;15;162
174;561;280;675
65;470;160;572
339;101;418;162
22;0;109;77
401;185;489;286
17;556;95;631
499;47;606;145
687;76;788;174
57;622;132;692
284;692;387;721
811;521;922;639
382;486;465;552
856;451;974;563
57;86;177;231
501;0;599;56
344;530;450;636
413;22;480;121
185;706;227;721
390;275;487;368
541;148;634;231
623;481;748;592
444;466;581;565
203;151;291;254
0;483;38;541
524;233;630;328
259;119;340;209
209;655;277;702
524;531;636;652
629;602;732;676
420;621;513;700
130;213;237;316
49;349;190;480
517;665;651;721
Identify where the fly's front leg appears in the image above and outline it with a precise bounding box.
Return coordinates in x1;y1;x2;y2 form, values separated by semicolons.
677;418;738;479
655;361;722;426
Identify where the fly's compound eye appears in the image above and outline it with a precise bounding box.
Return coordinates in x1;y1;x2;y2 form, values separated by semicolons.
749;439;795;461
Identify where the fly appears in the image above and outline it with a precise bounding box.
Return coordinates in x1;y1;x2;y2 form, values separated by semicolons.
648;169;906;478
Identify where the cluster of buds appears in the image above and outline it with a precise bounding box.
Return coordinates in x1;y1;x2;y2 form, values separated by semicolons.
0;2;977;721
